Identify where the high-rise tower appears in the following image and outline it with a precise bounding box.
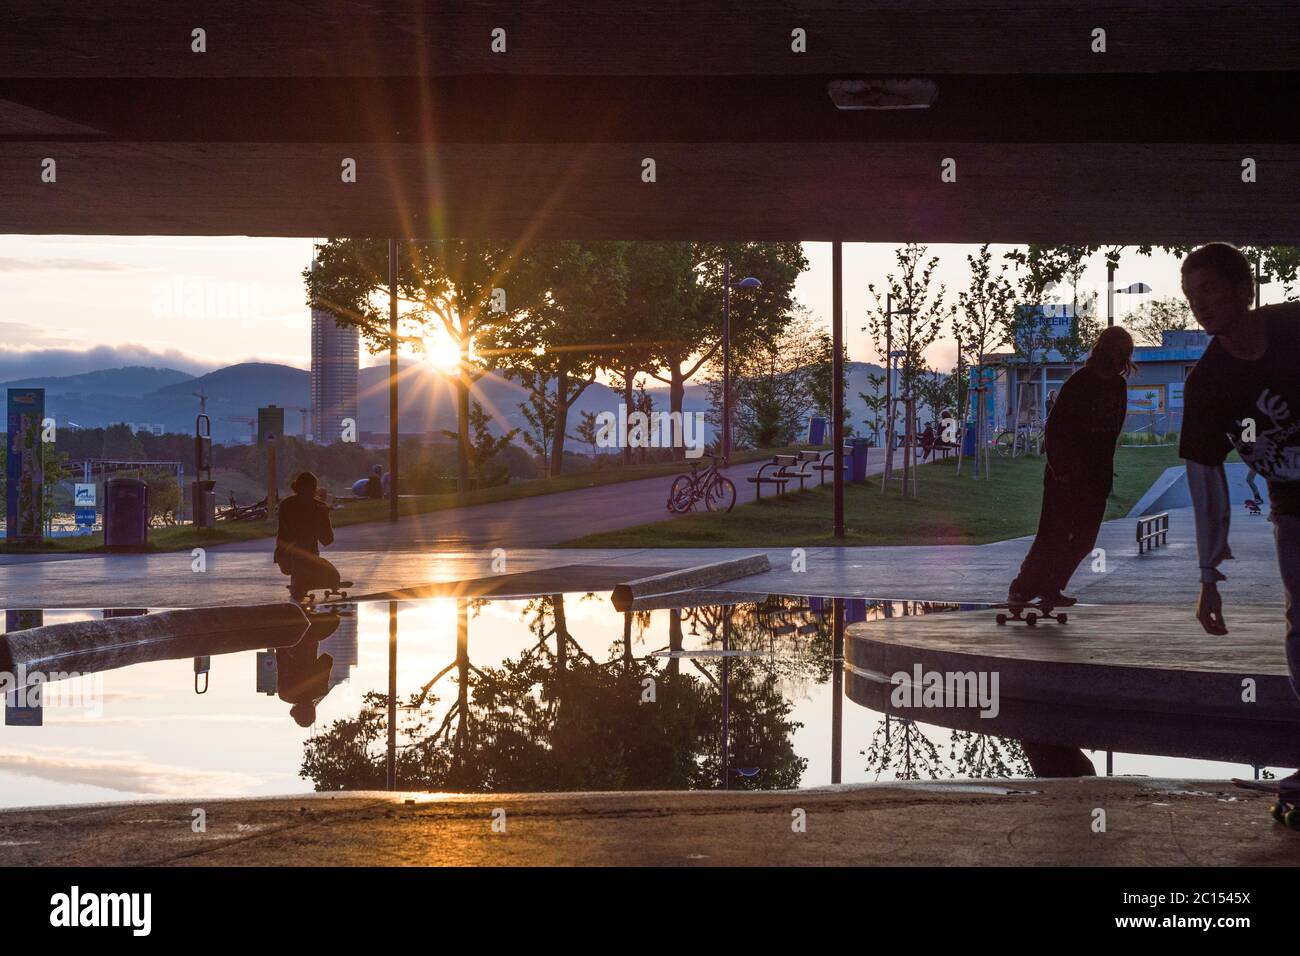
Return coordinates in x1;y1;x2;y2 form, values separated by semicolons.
309;260;359;444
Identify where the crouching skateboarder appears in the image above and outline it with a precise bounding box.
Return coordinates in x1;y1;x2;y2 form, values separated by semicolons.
1179;243;1300;828
274;471;344;603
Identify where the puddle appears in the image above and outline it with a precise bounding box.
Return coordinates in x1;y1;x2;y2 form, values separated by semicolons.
0;597;1288;808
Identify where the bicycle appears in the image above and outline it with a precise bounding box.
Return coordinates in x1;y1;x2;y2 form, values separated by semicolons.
994;423;1043;458
666;456;736;513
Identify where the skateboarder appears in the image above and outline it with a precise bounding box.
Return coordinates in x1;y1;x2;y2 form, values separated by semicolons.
1007;326;1135;608
1178;242;1300;816
274;471;342;602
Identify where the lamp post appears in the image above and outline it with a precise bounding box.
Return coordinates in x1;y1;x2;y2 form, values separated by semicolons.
721;261;762;462
1106;264;1151;327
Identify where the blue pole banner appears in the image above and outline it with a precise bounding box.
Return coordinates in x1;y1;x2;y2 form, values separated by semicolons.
5;387;45;542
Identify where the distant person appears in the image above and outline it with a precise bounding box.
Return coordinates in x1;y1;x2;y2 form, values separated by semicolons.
1178;242;1300;818
1007;327;1134;608
274;471;341;602
1045;388;1059;418
365;464;384;499
919;422;936;460
1246;465;1265;505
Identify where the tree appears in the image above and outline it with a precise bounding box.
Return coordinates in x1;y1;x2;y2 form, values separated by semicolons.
440;401;519;488
514;372;558;477
705;306;825;450
865;244;956;492
483;241;628;477
858;372;888;447
304;238;547;492
569;410;601;462
1127;296;1196;345
1001;245;1072;446
645;241;808;460
954;244;1016;477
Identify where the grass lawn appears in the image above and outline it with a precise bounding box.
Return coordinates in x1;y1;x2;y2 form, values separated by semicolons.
0;447;794;554
558;444;1184;548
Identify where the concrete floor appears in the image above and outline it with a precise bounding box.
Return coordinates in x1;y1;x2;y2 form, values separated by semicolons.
0;502;1283;611
1;779;1293;866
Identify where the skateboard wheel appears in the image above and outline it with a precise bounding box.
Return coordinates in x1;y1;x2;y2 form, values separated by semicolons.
1057;613;1068;624
1271;802;1288;822
995;614;1007;625
1025;613;1038;626
1286;807;1300;830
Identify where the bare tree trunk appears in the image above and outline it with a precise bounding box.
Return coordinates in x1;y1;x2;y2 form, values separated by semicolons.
669;363;686;462
456;373;470;493
622;370;634;466
550;360;572;478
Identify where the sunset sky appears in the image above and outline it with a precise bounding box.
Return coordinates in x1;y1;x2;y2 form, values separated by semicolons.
0;235;1233;384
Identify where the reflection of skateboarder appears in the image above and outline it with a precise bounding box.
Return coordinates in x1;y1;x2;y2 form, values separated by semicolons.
1007;327;1134;609
1179;242;1300;825
274;471;342;603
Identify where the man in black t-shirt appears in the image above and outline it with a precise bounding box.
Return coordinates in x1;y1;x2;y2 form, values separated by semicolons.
1179;242;1300;804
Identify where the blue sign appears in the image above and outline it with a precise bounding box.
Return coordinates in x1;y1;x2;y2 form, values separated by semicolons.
5;388;45;542
75;507;96;529
1012;304;1074;352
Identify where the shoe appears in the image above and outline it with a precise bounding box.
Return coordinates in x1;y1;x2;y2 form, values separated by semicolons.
1042;590;1078;607
1007;584;1037;607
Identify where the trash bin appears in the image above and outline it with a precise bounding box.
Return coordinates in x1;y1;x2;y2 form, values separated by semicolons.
850;438;870;482
191;479;217;528
104;477;149;551
808;416;827;446
962;421;978;456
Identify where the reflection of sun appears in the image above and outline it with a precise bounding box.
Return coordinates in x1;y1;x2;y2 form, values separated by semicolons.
422;336;461;373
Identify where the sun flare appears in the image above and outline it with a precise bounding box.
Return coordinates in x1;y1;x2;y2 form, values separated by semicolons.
422;336;462;373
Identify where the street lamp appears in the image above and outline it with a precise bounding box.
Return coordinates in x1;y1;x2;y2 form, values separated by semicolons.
722;261;762;462
1105;259;1152;327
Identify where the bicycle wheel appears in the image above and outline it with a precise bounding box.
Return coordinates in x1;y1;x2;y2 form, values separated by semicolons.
668;475;695;513
705;476;736;512
994;430;1016;458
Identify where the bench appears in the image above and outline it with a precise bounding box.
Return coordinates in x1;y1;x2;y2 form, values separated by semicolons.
779;452;820;490
1137;512;1169;554
814;445;854;482
747;457;792;500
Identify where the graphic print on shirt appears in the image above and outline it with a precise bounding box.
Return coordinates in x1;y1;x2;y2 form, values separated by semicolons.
1231;387;1300;482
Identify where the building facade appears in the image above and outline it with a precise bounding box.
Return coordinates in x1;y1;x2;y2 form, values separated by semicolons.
310;299;359;445
980;329;1208;437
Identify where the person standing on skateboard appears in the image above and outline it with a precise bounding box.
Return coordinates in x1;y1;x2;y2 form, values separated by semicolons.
1007;326;1135;608
274;471;342;602
1178;242;1300;809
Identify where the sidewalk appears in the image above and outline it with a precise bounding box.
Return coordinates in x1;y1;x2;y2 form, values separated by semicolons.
0;779;1289;866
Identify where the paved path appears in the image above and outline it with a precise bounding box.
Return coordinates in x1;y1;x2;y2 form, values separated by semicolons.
0;779;1290;866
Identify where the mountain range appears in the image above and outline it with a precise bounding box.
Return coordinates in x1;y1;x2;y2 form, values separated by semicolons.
1;360;893;445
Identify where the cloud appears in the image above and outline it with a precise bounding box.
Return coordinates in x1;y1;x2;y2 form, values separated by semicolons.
0;344;217;381
0;746;260;797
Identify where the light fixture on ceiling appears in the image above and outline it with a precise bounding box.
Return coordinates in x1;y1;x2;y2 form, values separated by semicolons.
827;78;938;110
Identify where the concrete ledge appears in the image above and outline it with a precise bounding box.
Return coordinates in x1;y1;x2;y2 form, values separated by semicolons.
0;604;311;674
611;554;771;611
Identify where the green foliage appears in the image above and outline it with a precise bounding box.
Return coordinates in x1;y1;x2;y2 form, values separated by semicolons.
441;402;518;488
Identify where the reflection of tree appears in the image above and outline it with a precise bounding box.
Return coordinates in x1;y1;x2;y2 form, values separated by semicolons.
862;717;948;781
948;730;1033;779
301;597;806;793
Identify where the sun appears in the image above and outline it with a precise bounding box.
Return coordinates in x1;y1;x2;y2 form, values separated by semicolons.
422;335;462;373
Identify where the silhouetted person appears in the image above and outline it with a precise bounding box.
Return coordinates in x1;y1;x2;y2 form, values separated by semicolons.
276;637;335;727
1008;327;1134;607
1179;242;1300;809
274;471;341;602
365;464;384;499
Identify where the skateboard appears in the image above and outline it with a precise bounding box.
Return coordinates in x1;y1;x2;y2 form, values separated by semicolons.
1231;778;1300;830
991;600;1067;626
292;581;353;610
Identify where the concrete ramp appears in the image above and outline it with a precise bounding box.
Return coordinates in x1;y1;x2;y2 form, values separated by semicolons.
1128;462;1269;518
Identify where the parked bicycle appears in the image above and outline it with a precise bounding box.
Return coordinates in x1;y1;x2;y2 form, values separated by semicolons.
994;423;1044;458
666;456;736;513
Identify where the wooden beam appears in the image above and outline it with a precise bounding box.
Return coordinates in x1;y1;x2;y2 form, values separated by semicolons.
2;142;1297;242
4;1;1298;77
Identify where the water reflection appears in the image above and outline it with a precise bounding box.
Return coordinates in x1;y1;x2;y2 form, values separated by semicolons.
0;596;1285;805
